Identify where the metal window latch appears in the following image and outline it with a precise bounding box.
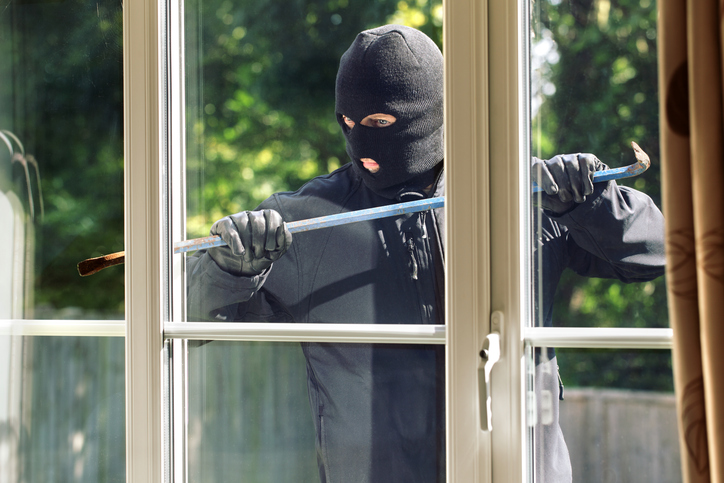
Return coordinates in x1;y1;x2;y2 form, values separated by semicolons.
479;311;503;432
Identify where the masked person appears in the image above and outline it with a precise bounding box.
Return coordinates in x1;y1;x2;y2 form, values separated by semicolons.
187;24;665;483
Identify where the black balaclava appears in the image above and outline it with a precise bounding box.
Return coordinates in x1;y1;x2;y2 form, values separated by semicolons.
335;25;444;199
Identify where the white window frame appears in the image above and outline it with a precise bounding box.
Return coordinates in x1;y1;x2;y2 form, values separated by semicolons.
120;1;673;483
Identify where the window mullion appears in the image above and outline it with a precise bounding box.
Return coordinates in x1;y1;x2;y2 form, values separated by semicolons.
164;322;446;344
487;0;527;481
0;320;125;337
124;0;165;480
524;327;674;350
444;0;492;481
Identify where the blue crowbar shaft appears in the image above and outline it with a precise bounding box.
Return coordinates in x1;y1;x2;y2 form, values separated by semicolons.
173;197;445;253
77;142;649;275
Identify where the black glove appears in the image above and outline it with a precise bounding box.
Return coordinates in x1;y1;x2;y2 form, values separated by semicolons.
207;209;292;276
531;153;603;214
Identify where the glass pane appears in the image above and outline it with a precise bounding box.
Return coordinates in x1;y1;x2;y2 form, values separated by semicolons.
187;341;444;482
555;348;679;482
530;0;666;331
0;336;125;482
186;341;316;480
0;0;124;319
1;1;125;480
525;346;680;483
526;0;672;481
179;2;448;482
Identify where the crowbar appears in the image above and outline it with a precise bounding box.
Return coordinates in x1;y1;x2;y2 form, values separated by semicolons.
532;141;649;193
77;197;444;276
77;141;650;276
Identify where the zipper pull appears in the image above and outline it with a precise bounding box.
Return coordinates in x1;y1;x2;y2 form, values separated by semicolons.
406;238;418;280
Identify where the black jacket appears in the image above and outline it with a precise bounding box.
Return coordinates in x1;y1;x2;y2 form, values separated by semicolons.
187;162;665;483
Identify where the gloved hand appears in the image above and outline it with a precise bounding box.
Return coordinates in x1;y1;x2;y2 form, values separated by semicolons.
207;209;292;276
531;153;603;214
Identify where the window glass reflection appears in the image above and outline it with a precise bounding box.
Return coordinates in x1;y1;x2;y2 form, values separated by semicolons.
0;0;124;320
0;1;125;480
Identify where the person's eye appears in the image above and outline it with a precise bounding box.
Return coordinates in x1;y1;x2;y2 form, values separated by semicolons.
376;119;389;126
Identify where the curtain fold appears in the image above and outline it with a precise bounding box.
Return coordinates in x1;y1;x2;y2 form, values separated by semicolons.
660;1;724;481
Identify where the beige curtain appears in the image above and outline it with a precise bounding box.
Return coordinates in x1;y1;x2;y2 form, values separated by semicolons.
659;1;724;481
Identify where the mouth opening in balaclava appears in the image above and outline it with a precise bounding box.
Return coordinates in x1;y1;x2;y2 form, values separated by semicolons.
335;24;444;199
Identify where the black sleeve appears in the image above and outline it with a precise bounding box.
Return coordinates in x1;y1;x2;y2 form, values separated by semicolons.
186;194;299;323
550;181;666;283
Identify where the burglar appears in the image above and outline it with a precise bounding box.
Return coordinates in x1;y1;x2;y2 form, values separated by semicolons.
187;24;665;483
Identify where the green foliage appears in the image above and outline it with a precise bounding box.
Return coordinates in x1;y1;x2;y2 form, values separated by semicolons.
557;348;673;391
554;274;667;329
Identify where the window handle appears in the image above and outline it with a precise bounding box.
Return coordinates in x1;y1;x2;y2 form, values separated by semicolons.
479;311;503;431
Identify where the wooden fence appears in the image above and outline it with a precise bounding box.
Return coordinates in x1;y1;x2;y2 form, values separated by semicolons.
560;388;681;483
0;341;684;482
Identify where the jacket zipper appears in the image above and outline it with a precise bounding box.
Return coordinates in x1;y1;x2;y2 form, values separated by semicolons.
406;237;419;280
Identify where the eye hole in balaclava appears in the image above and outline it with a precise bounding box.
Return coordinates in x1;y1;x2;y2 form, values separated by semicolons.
335;25;444;199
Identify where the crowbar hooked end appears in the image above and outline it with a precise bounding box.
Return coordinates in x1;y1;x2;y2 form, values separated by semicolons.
629;141;650;175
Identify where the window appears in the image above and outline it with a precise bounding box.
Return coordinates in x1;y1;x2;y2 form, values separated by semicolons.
177;2;449;481
0;0;672;481
0;0;125;480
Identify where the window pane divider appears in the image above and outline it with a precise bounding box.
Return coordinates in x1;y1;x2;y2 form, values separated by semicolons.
164;322;445;345
125;0;164;477
524;327;673;349
6;323;670;374
0;319;125;337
